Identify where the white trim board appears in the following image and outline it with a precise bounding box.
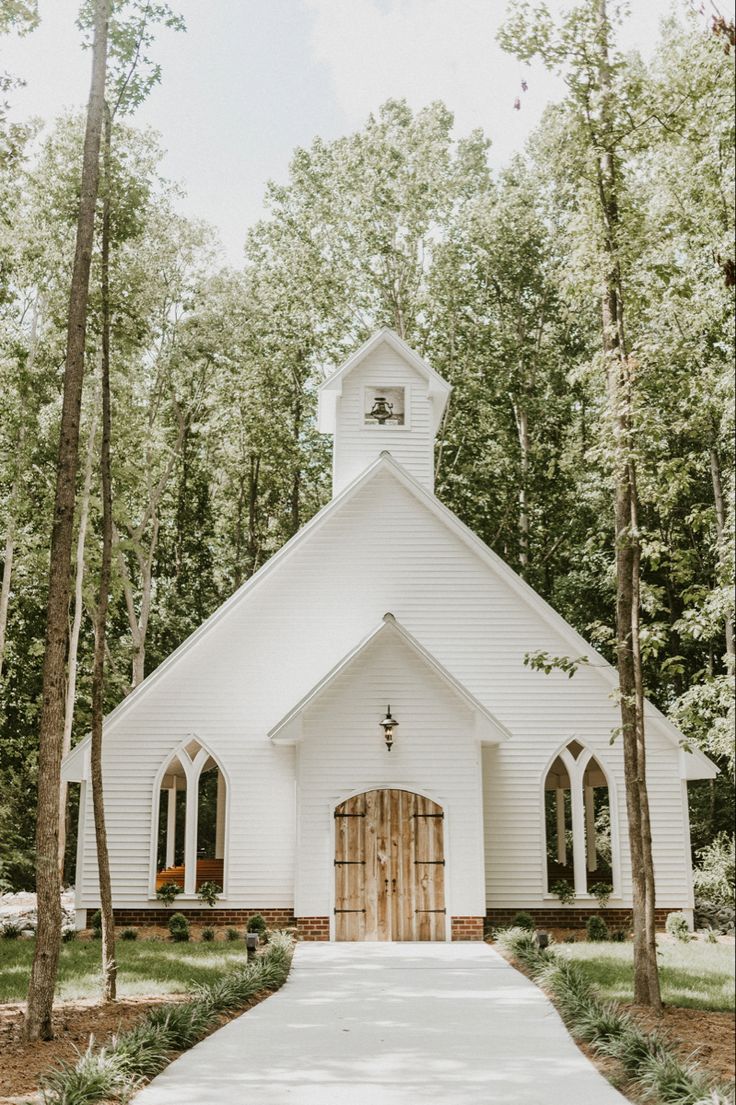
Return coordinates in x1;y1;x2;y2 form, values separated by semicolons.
62;451;717;782
269;612;511;746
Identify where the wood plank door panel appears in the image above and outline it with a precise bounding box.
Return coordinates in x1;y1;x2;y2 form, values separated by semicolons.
334;794;366;941
334;788;445;941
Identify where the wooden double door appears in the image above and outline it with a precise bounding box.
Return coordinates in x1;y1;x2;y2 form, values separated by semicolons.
334;788;446;941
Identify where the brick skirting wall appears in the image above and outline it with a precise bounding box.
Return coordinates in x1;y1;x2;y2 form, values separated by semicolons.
296;916;330;941
111;908;296;927
451;916;485;941
486;907;678;930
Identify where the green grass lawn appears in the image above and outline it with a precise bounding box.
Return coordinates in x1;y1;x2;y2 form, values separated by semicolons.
557;937;735;1012
0;938;250;1003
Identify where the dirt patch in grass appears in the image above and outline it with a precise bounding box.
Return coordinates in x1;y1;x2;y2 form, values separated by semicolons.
629;1004;735;1086
0;981;274;1104
0;996;179;1103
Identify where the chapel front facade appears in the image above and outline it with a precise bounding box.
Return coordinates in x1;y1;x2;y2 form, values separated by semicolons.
63;330;715;939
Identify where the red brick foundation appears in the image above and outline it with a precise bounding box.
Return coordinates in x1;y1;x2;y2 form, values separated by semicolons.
451;916;485;941
295;916;330;941
111;907;296;927
486;907;677;931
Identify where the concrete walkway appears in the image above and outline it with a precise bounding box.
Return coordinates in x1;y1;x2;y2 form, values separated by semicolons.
133;942;629;1105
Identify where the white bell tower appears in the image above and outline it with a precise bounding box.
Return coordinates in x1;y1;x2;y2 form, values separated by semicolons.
317;329;452;497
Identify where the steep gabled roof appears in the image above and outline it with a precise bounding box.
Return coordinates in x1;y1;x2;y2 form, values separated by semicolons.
62;449;717;782
268;612;512;745
317;328;452;435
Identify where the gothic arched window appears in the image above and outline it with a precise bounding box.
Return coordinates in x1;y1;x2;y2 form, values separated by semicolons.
153;739;227;897
543;741;616;898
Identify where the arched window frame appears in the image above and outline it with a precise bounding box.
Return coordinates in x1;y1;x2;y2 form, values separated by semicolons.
148;735;230;899
540;742;621;900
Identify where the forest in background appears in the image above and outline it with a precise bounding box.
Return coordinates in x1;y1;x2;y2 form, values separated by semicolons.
0;3;733;893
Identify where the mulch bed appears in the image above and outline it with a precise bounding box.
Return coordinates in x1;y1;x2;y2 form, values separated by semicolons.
0;996;178;1103
0;925;276;1101
492;939;736;1101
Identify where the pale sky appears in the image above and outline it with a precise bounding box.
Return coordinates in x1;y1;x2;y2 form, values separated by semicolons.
2;0;727;264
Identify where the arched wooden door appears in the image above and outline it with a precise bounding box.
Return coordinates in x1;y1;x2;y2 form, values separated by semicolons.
334;789;446;941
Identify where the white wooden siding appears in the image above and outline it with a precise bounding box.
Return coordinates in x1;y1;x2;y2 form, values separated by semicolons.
79;466;692;913
295;628;485;921
332;343;435;494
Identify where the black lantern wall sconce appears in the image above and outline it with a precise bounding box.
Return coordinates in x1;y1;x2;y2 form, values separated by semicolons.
380;705;399;751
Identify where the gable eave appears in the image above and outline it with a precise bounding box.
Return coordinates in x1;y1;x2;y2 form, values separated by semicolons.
269;611;511;744
62;451;403;764
317;329;451;434
373;454;719;777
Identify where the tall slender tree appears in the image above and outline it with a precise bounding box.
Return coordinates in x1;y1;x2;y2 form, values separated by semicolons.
25;0;110;1042
499;0;662;1007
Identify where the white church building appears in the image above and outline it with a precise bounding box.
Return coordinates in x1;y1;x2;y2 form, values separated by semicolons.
63;329;715;940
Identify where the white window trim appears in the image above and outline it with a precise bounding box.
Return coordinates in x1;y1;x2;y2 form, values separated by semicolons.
148;735;230;901
361;383;412;431
539;742;622;903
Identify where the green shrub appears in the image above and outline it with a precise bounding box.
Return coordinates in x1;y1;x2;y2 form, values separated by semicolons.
168;912;190;942
156;882;183;908
610;928;627;942
197;881;222;908
226;927;240;941
511;911;535;930
590;882;613;909
89;909;102;932
693;833;735;908
247;912;268;941
666;911;691;942
1;921;22;939
586;915;609;942
549;880;575;905
705;928;719;944
201;926;215;942
121;927;138;941
62;927;77;942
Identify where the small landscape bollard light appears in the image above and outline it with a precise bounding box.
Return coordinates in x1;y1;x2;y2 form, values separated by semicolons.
246;932;259;961
536;931;550;950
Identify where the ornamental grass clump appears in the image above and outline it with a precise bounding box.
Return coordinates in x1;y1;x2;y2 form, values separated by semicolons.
40;1041;136;1105
493;927;734;1105
39;936;295;1105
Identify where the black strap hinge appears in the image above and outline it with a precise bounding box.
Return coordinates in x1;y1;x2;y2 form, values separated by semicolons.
334;908;366;914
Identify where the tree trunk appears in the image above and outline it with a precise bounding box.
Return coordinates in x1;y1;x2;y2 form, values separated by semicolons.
59;405;98;876
709;447;734;670
290;391;302;536
1;297;39;682
89;103;116;1001
0;496;16;684
596;0;661;1011
512;399;530;573
248;453;260;576
25;0;109;1042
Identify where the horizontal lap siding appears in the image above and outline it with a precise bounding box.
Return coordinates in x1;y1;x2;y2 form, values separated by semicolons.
80;468;691;915
296;631;484;919
333;348;434;493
